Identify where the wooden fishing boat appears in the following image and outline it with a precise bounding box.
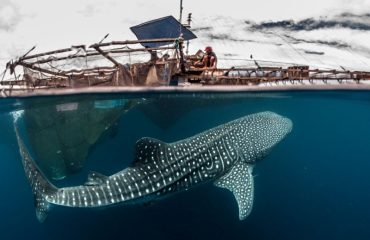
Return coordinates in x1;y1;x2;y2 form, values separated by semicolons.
2;14;370;97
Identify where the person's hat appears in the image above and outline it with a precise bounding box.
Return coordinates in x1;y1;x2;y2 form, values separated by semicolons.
205;46;213;52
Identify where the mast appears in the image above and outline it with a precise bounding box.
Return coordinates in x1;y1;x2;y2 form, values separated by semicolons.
186;13;192;55
179;0;183;24
179;0;184;36
178;0;186;73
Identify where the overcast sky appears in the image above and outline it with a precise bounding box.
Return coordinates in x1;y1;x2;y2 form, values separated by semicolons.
1;0;370;74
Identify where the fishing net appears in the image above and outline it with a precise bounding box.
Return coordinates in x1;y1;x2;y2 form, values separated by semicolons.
20;46;179;87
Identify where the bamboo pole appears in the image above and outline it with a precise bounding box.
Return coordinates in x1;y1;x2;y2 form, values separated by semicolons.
92;46;120;66
61;66;112;74
21;47;75;60
18;61;68;78
192;67;370;76
90;38;177;48
62;66;116;75
20;46;37;60
28;46;175;65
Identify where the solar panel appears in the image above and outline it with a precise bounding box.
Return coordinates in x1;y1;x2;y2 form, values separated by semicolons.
130;16;197;48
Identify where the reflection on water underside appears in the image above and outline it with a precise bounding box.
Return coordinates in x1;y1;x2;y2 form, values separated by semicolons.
13;90;370;181
23;99;136;180
19;94;259;180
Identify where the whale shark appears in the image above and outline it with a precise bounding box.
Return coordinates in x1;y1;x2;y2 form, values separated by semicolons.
15;111;292;222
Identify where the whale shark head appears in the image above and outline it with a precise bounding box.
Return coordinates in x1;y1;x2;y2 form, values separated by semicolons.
215;111;292;220
236;111;293;163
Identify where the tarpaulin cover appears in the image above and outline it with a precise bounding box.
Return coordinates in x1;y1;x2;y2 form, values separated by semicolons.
130;16;197;48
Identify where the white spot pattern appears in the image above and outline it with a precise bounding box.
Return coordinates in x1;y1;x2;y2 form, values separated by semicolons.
19;112;292;222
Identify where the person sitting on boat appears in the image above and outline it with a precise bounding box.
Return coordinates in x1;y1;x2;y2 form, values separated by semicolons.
194;46;217;69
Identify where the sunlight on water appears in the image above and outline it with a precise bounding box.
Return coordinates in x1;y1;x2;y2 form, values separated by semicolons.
10;110;24;124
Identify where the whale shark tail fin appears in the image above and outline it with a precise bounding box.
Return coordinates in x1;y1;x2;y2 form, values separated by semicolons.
14;125;57;223
215;162;254;220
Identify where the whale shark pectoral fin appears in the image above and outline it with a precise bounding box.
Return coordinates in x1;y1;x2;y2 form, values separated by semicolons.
132;137;168;166
214;162;254;220
85;171;108;186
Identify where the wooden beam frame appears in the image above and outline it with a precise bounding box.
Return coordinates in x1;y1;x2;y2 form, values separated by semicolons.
18;61;68;78
27;46;175;65
90;38;177;48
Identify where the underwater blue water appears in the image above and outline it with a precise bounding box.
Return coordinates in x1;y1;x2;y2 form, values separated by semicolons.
1;91;370;240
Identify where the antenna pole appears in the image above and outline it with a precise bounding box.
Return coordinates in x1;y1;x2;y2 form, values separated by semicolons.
186;13;192;55
179;0;184;36
179;0;183;23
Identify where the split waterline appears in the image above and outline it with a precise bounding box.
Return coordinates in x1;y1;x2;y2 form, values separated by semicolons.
1;90;370;239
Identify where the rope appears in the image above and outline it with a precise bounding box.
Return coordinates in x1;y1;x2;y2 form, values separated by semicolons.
346;47;370;70
1;67;7;83
46;62;64;73
271;31;311;66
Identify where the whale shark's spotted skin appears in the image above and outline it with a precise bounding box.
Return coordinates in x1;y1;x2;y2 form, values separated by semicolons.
16;111;292;222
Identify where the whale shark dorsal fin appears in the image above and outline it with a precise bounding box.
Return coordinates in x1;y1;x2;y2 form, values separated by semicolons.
132;137;168;166
214;162;254;220
85;171;108;186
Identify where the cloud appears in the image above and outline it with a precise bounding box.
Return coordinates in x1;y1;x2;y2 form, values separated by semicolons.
78;4;100;18
191;22;257;43
279;34;351;48
191;26;213;32
339;12;370;18
248;13;370;31
278;33;370;58
241;12;370;57
303;50;325;55
223;53;238;57
0;0;21;31
207;32;284;46
205;33;253;43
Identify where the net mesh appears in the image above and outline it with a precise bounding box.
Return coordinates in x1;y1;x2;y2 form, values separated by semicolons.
21;47;179;87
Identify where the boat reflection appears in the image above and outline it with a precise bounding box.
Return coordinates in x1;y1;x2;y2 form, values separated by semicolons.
23;99;138;180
